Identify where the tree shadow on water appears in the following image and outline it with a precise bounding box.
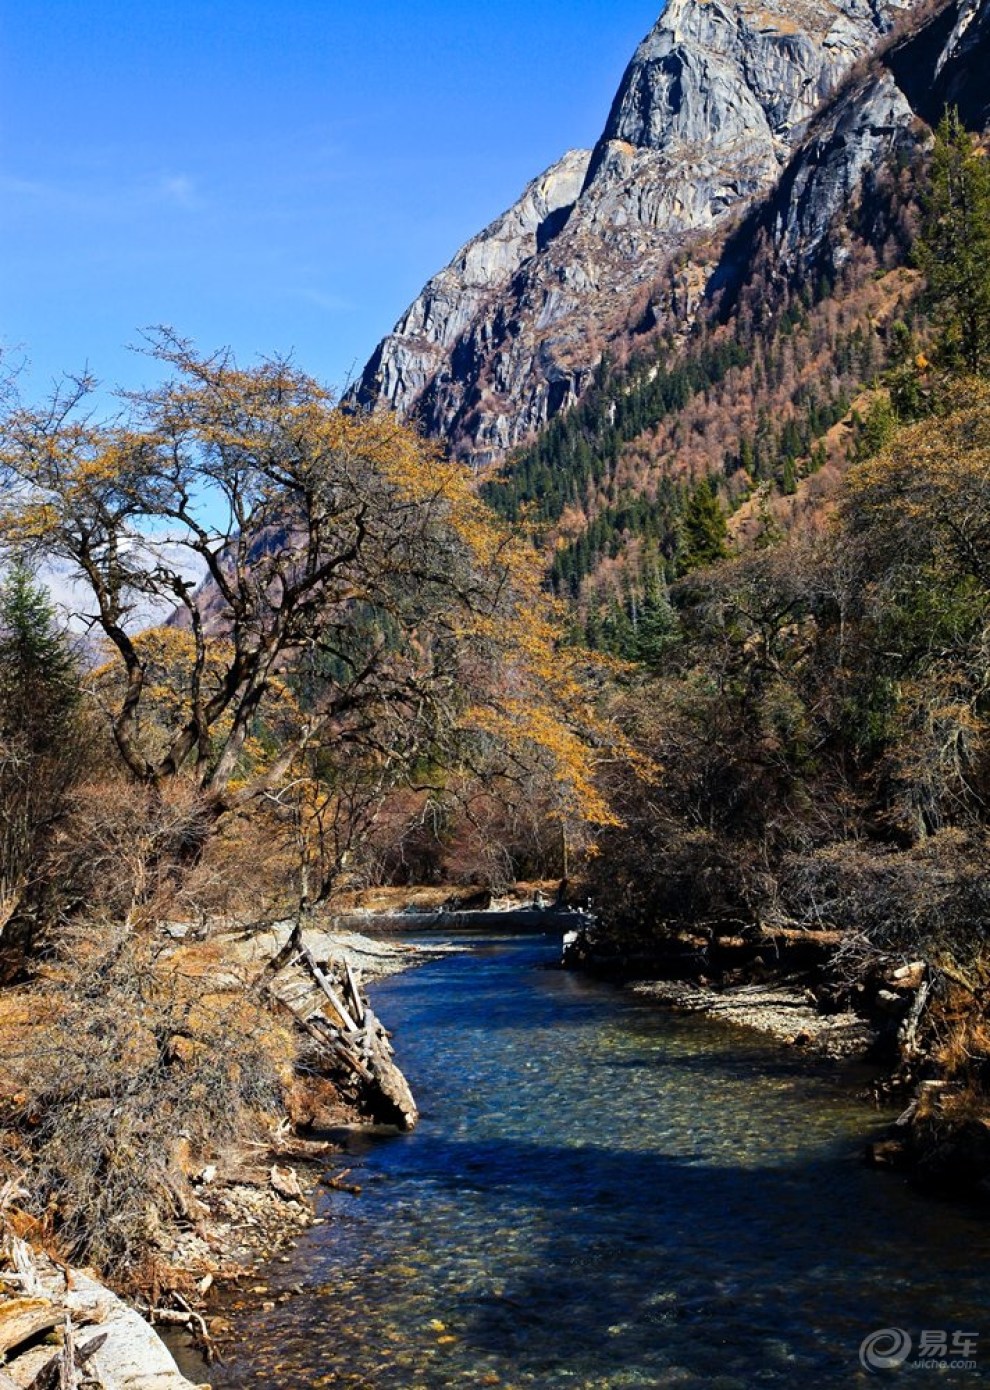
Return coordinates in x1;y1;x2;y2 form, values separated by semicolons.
387;1132;990;1388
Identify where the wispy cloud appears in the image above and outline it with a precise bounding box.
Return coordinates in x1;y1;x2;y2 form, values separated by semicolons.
157;174;198;207
0;168;205;218
0;173;65;202
300;288;354;313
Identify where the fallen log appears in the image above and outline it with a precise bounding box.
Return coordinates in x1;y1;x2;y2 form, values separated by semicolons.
297;944;358;1032
57;1313;75;1390
318;1168;362;1196
251;921;303;993
358;1010;417;1131
343;960;365;1026
3;1236;45;1299
0;1299;62;1357
261;929;419;1130
898;971;933;1059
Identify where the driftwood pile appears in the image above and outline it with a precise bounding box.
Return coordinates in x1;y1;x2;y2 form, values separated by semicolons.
0;1188;203;1390
256;923;418;1132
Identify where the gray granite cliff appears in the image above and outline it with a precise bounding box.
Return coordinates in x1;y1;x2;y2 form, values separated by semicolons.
352;0;982;465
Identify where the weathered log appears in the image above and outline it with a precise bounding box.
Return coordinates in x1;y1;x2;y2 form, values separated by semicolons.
3;1234;45;1299
361;1015;418;1131
268;1133;336;1160
23;1331;106;1390
318;1167;362;1196
261;933;418;1130
363;1008;395;1057
141;1308;197;1327
269;1165;304;1201
171;1293;214;1361
251;921;303;993
0;1299;62;1357
343;960;365;1026
891;961;927;990
264;988;356;1068
141;1301;215;1362
305;1015;375;1084
297;944;358;1032
898;973;932;1058
58;1313;76;1390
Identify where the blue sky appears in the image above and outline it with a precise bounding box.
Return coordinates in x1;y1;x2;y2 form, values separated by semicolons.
0;2;660;405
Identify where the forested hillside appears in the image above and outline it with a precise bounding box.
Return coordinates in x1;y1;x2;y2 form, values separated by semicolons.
559;109;990;1186
1;0;990;1331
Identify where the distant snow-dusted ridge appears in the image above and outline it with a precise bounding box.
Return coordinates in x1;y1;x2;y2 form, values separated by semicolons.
6;541;208;643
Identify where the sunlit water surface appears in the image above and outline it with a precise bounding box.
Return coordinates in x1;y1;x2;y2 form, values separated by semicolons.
205;934;990;1388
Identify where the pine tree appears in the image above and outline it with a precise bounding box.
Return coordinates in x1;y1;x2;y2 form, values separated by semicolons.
916;108;990;376
853;395;898;460
678;479;729;574
0;563;79;751
0;565;82;980
739;435;756;477
635;574;679;669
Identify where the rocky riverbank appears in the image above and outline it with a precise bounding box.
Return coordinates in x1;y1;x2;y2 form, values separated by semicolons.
0;919;463;1389
563;918;990;1198
629;978;875;1059
562;922;880;1057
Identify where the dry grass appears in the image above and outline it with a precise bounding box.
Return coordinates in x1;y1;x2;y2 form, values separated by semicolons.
0;924;298;1282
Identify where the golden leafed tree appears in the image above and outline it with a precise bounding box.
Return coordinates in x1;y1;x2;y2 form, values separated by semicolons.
0;332;619;902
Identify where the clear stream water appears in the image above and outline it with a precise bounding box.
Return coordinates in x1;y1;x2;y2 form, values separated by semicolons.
205;933;990;1389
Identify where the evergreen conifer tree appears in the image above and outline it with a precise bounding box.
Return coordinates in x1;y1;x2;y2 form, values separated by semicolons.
0;565;82;980
0;563;79;751
916;108;990;376
678;479;729;574
635;573;679;669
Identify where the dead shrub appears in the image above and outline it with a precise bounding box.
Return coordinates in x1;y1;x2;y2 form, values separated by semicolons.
0;923;295;1281
46;776;212;927
774;830;990;964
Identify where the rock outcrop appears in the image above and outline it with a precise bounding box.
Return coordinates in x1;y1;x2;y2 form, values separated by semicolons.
356;149;591;431
935;0;990;129
888;0;990;130
351;0;930;464
730;68;917;287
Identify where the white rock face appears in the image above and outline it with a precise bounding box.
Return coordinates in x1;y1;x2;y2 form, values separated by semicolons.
66;1272;207;1389
360;150;592;425
351;0;927;464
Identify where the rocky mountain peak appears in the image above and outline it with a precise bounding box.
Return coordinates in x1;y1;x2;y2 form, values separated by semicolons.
351;0;936;465
594;0;907;164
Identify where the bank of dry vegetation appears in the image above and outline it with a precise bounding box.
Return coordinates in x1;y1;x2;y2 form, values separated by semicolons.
0;344;625;1337
577;115;990;1189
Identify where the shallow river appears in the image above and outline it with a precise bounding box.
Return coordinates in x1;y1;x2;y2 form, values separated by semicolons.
207;933;990;1388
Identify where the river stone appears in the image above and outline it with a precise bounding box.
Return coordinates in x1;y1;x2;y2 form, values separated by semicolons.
64;1272;207;1390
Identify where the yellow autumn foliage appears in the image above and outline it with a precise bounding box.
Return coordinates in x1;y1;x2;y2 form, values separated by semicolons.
0;332;624;857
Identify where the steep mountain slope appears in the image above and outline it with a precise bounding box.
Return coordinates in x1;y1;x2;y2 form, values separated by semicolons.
474;0;990;640
889;0;990;129
352;0;923;463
